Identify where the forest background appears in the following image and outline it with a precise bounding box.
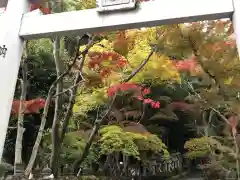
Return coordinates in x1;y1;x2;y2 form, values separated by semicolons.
1;0;240;180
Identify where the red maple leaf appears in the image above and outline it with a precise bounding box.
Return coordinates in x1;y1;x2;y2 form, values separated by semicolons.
11;98;46;116
29;0;51;14
173;57;197;72
107;83;160;109
107;82;142;97
88;51;127;78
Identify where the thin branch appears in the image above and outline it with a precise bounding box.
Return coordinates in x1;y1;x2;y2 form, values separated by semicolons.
179;25;226;98
137;90;146;124
53;80;84;98
59;53;87;143
188;35;225;95
8;127;17;129
123;49;154;82
52;36;96;87
138;103;146;124
233;131;240;180
185;80;230;125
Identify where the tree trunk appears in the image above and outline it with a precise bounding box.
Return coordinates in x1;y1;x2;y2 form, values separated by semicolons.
14;41;28;175
24;87;54;176
50;36;63;177
60;71;83;142
50;0;64;176
54;49;85;176
24;35;95;177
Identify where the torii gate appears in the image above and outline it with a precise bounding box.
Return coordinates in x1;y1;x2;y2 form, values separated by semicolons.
0;0;239;162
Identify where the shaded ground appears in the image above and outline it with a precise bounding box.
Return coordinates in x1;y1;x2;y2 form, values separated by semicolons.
183;172;203;180
185;177;203;180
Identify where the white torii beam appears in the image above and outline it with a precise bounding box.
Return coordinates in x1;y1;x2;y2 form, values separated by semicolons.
0;0;239;163
19;0;234;39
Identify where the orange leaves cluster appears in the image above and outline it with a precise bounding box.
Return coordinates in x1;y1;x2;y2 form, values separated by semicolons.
113;32;129;56
88;51;127;78
172;56;203;76
206;40;235;51
173;58;197;72
113;31;137;57
30;4;51;14
172;40;235;77
215;20;234;35
29;0;51;14
107;82;160;108
107;83;143;96
11;98;45;116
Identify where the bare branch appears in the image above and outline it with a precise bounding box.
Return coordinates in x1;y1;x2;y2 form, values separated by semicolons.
59;73;83;142
185;80;230;125
59;53;87;143
53;80;84;98
8;127;17;129
123;49;154;82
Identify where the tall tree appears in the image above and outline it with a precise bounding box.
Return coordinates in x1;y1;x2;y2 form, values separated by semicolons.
14;42;29;175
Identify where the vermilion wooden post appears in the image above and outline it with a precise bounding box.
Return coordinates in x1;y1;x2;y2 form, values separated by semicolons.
0;0;30;161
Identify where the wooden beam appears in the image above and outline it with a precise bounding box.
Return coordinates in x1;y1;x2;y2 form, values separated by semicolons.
19;0;234;40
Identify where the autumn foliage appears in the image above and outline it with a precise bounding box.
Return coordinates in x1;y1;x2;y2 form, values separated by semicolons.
11;98;46;116
172;57;197;72
29;0;51;14
113;32;129;56
30;4;51;14
88;51;127;78
107;82;160;108
206;40;235;51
